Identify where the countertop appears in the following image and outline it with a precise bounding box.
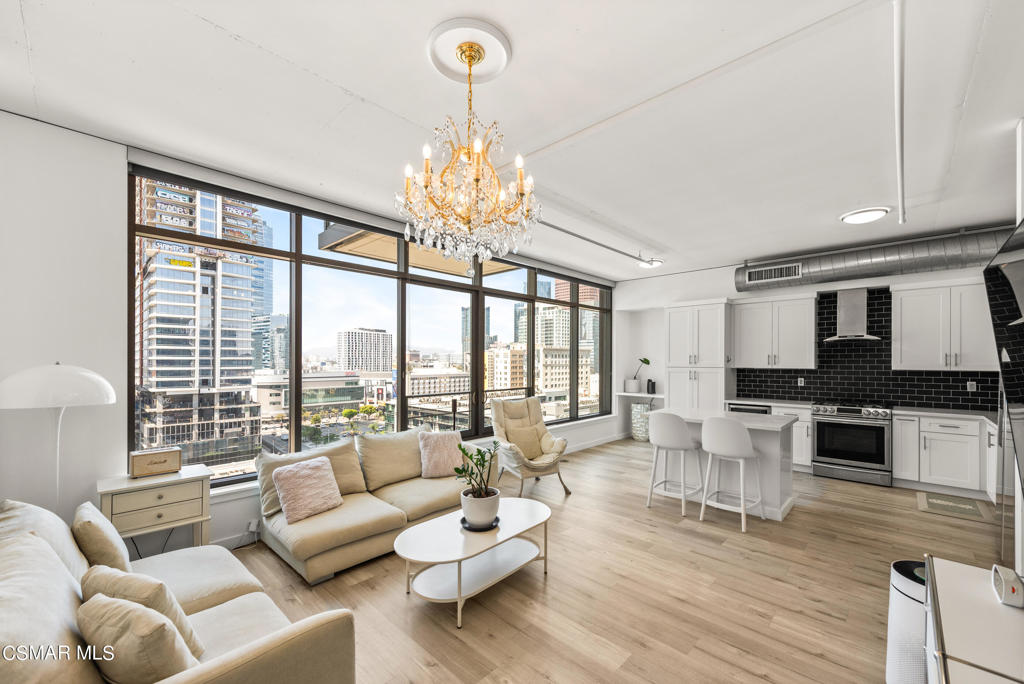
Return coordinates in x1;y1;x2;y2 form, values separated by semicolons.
727;397;812;409
892;406;997;428
654;409;797;432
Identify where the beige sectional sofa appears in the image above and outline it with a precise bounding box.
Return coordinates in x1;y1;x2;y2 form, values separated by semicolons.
257;427;474;584
0;499;355;683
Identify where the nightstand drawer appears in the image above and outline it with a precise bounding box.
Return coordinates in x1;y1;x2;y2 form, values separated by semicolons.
112;499;203;533
111;481;202;514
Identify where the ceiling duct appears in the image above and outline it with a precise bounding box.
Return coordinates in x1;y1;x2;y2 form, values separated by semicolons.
735;226;1013;292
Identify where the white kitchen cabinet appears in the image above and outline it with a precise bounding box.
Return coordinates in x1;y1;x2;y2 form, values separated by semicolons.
892;284;997;371
667;304;727;367
732;297;815;369
667;368;724;417
950;285;999;371
985;424;998;504
892;415;921;481
920;431;981;490
771;406;812;468
732;302;773;368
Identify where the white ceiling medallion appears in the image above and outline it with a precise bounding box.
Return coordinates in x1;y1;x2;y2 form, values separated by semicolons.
427;18;511;83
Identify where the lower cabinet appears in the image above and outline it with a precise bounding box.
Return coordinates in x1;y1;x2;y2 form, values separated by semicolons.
892;416;920;481
920;431;980;490
985;425;998;505
667;368;724;417
792;421;812;467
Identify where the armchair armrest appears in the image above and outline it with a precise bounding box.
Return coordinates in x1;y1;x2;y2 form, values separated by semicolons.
162;609;355;684
540;432;567;456
496;440;530;468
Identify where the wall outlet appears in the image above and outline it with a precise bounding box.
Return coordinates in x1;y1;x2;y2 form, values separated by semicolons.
797;377;805;386
247;519;260;533
967;381;977;392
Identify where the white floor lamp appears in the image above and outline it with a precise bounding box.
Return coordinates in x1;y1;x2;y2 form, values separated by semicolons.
0;362;116;508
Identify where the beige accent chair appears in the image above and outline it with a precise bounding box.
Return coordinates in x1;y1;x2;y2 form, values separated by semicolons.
490;397;571;496
0;499;355;684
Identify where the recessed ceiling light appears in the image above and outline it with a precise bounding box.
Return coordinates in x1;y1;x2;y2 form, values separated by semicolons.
839;207;891;225
638;258;663;269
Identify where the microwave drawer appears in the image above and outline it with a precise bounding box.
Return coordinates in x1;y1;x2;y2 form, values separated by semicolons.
919;417;979;436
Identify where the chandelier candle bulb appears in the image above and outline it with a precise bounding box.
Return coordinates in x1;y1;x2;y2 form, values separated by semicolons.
404;164;413;195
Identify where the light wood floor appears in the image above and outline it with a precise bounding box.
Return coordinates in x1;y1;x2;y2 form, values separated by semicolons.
233;439;1004;683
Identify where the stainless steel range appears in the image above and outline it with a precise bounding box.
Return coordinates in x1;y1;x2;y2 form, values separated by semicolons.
811;401;892;486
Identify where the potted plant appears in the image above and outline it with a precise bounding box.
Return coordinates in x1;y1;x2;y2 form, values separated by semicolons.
454;441;500;530
625;357;650;393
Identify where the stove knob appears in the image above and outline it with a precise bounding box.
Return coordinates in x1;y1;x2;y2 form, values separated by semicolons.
880;410;889;418
872;410;881;417
829;407;836;414
812;406;819;414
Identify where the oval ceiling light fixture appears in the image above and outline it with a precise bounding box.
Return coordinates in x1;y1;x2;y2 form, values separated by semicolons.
839;206;891;225
638;257;664;269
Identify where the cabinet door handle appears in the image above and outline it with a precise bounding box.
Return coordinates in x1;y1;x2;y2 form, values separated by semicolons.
767;353;771;366
954;352;960;367
774;354;778;365
806;424;810;438
988;433;995;448
922;436;927;450
944;353;949;367
895;417;916;422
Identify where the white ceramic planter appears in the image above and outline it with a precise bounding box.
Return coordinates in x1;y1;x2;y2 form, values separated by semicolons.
461;488;500;529
624;379;641;393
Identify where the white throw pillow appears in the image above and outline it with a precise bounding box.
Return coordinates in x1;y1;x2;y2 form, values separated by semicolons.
77;593;198;684
272;456;344;524
418;431;464;478
72;501;131;572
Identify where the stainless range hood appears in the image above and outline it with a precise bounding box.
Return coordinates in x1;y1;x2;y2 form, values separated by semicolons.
824;288;880;342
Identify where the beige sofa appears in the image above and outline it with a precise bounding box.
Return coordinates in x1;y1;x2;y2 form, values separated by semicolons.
0;499;355;684
257;427;478;584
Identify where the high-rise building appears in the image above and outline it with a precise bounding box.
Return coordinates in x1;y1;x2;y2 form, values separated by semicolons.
134;178;263;470
486;343;526;390
337;328;393;373
535;303;571;347
250;217;274;367
513;301;528;344
460;306;492;359
270;315;289;371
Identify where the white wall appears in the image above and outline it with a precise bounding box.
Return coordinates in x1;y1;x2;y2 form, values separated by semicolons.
0;112;127;522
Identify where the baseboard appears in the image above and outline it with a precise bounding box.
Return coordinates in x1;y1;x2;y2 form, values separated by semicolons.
566;432;630;454
893;478;994;502
212;531;257;550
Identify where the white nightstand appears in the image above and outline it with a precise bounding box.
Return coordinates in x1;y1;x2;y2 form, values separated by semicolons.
97;465;212;547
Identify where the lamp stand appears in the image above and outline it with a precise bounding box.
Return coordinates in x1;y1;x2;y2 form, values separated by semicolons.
55;406;65;510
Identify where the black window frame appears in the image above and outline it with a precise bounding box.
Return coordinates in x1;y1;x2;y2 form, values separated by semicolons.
128;168;612;487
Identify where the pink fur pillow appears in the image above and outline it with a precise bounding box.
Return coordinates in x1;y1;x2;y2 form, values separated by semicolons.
271;456;342;524
419;431;464;478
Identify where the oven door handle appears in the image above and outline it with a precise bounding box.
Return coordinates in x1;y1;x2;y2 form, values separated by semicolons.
813;416;891;427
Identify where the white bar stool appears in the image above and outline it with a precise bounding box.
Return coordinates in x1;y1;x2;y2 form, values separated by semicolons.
699;416;764;532
646;411;705;516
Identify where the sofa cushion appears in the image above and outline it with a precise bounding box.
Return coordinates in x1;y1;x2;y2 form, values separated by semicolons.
256;440;366;517
188;591;292;662
273;456;344;524
0;498;90;583
507;424;546;460
72;501;131;572
356;426;426;490
372;476;465;522
82;564;203;659
0;533;103;683
78;593;198;683
418;431;464;478
263;492;406;561
131;544;262;615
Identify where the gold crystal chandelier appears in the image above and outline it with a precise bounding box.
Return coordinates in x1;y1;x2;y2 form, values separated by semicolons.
397;39;540;276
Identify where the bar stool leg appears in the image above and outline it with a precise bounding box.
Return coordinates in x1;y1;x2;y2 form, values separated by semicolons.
755;458;765;520
646;445;659;508
699;454;715;521
680;449;688;517
739;458;747;533
696;450;705;498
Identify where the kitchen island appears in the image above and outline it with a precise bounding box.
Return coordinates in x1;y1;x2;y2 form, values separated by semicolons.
650;410;798;521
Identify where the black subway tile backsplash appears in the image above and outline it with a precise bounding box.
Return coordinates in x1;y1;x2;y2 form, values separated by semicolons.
735;288;999;410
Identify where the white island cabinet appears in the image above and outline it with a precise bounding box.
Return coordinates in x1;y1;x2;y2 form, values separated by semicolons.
654;409;797;521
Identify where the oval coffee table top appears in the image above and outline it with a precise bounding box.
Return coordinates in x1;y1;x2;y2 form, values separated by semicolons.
394;497;551;564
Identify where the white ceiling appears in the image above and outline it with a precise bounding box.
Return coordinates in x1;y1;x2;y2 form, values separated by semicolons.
2;0;1023;282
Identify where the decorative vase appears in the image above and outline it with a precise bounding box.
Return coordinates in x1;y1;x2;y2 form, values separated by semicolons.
646;379;656;394
461;487;500;529
624;378;641;393
631;402;651;441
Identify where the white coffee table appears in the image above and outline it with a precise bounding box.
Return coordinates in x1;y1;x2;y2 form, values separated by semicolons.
393;497;551;628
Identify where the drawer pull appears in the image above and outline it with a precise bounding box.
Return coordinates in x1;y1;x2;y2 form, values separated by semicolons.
157;494;164;500
937;424;961;429
156;513;163;519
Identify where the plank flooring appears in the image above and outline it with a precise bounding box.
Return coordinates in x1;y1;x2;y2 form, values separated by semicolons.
232;439;1004;683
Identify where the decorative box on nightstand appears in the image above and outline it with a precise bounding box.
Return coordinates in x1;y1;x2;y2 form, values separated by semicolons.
97;464;212;548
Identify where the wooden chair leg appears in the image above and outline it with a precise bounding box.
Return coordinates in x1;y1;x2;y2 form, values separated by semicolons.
557;469;572;495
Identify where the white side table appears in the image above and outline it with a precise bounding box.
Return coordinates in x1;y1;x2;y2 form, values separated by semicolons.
97;464;212;548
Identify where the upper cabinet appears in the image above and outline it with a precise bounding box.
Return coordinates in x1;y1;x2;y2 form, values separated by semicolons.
732;296;815;369
892;284;997;371
667;303;727;367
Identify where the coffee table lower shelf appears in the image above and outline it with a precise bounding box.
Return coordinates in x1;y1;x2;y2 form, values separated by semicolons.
407;537;543;628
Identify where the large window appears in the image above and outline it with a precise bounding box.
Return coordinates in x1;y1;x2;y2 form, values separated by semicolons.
130;172;611;485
